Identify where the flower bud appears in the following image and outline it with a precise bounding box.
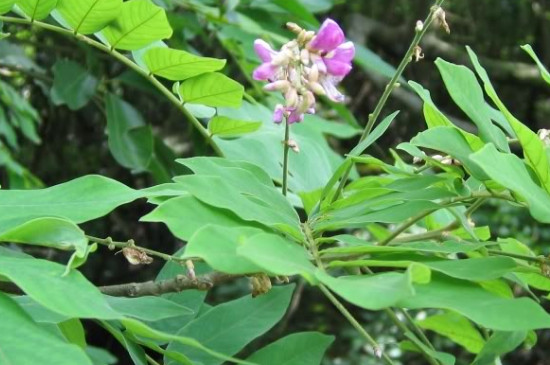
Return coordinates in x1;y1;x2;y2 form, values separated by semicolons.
308;64;319;83
273;104;284;124
433;6;450;33
285;88;298;107
263;80;290;92
308;81;326;96
286;22;302;34
300;48;310;65
538;129;550;146
287;139;300;153
415;20;424;32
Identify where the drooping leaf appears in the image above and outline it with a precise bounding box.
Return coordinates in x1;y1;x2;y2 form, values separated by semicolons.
0;256;120;319
208;116;261;138
417;311;485;353
143;47;226;81
317;270;416;310
101;0;172;51
0;292;93;365
467;47;550;194
470;144;550;223
471;331;527;365
0;175;142;233
166;285;294;365
183;225;266;274
15;0;57;20
399;274;550;331
105;296;192;322
0;217;88;256
59;318;87;348
51;59;98;110
246;332;334;365
55;0;122;34
179;72;244;108
105;93;154;171
141;195;259;242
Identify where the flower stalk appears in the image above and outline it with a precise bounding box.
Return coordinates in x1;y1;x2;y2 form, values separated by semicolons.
282;117;291;196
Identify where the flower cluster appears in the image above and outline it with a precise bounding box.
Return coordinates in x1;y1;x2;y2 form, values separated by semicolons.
253;19;355;124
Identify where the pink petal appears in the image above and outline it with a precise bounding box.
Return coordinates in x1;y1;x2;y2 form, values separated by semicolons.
253;62;278;81
320;76;345;103
254;39;275;62
324;59;353;77
332;41;355;63
273;104;284;124
287;110;304;124
309;18;345;52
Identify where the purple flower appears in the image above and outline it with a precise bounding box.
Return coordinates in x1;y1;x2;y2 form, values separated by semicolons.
252;40;280;81
309;19;355;77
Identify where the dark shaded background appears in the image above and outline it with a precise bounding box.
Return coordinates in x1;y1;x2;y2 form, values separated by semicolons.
1;0;550;364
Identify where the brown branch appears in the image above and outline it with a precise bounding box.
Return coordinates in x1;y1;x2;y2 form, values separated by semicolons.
99;272;241;297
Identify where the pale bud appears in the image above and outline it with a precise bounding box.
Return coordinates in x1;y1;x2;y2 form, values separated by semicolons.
185;260;196;280
304;31;315;42
415;20;424;32
308;81;326;96
308;64;319;83
538;129;550;146
298;29;307;44
413;45;424;62
263;80;290;92
300;48;310;65
271;52;290;66
286;22;302;34
298;91;314;113
285;88;298;108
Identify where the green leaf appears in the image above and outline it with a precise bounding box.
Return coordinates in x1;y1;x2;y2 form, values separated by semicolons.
0;217;87;256
51;59;98;110
0;0;14;14
15;0;57;20
237;232;317;281
349;111;399;156
317;270;415;310
271;0;318;25
179;72;244;108
411;126;488;180
101;0;172;51
246;332;334;365
417;311;485;353
521;44;550;85
467;46;550;194
435;58;509;151
141;195;258;241
0;175;142;233
55;0;122;34
0;256;120;319
208;116;261;138
402;332;456;365
15;296;70;323
0;292;93;365
105;93;154;171
143;47;226;81
399;274;550;330
122;318;250;364
183;225;266;274
354;43;400;81
408;80;485;151
59;318;87;348
472;331;527;365
166;285;294;365
105;296;192;322
470;143;550;223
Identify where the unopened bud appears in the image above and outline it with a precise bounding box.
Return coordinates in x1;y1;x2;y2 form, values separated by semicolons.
121;247;153;265
308;64;319;83
304;31;315;42
415;20;424;32
433;6;450;33
300;48;310;65
251;273;272;297
185;260;196;280
264;80;290;92
285;88;298;107
308;81;326;96
286;22;302;34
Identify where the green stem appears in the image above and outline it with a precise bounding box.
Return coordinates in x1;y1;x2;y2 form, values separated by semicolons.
487;249;550;265
87;235;188;264
0;15;224;157
319;284;395;365
330;0;445;204
282;118;290;196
